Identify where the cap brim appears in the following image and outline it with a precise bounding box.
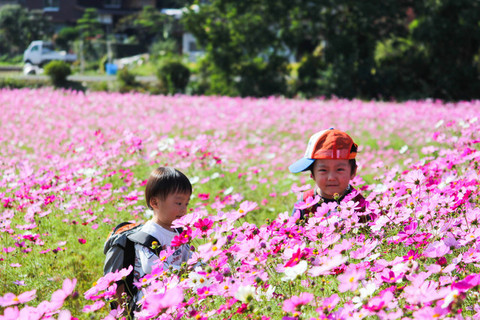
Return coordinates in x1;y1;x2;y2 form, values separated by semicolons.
289;158;315;173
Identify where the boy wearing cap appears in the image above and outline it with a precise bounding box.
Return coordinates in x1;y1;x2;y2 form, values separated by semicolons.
289;128;369;221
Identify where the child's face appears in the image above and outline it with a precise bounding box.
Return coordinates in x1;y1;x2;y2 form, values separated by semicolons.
150;192;191;230
311;159;356;199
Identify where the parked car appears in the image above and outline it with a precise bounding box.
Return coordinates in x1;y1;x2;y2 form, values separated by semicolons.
23;41;77;74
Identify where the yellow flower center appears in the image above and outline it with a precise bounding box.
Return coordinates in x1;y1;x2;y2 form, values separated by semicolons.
212;246;218;251
349;277;355;282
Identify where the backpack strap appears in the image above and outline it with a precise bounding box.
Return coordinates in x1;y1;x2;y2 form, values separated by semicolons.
127;231;162;256
122;237;137;302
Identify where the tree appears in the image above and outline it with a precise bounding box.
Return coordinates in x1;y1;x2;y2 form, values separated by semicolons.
182;0;291;97
183;0;413;98
55;27;80;51
76;8;104;61
115;6;175;47
184;0;480;100
0;5;53;56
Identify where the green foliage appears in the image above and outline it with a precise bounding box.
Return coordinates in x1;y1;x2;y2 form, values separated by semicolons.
0;5;53;56
76;8;103;41
156;58;191;94
182;1;292;97
44;60;72;88
116;6;175;47
183;0;480;101
87;81;110;92
117;67;142;93
149;39;178;60
293;53;325;98
0;77;49;89
76;8;104;62
0;54;23;65
55;27;80;51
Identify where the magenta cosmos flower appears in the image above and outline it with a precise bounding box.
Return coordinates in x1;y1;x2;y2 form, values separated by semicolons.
282;292;314;313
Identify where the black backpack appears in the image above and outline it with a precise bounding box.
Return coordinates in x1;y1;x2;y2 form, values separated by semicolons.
103;222;161;311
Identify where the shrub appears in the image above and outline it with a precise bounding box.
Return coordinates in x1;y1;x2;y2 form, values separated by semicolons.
44;60;72;87
116;67;141;93
156;59;190;94
0;77;48;89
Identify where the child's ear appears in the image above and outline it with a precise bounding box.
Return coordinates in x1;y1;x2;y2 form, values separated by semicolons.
149;197;158;210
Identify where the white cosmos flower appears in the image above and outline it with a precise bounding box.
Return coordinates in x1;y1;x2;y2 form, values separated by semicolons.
187;267;212;289
255;285;276;301
442;289;459;308
352;282;377;308
281;260;308;281
235;285;256;302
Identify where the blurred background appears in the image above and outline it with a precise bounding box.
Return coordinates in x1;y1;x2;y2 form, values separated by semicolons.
0;0;479;100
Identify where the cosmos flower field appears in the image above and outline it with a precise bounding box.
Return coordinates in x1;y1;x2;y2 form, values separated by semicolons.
1;88;480;319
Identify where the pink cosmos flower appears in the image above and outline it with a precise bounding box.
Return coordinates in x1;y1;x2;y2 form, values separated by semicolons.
140;286;184;319
85;266;132;300
337;266;366;292
82;300;105;313
171;227;192;247
364;291;395;312
284;248;304;268
423;241;450;258
57;310;73;320
51;278;77;309
78;238;86;244
350;239;378;260
193;218;214;233
320;294;340;311
198;193;210;200
0;289;36;307
294;195;320;210
451;273;480;292
404;169;426;189
238;200;258;215
403;250;420;262
309;254;347;277
412;305;449;319
282;292;314;313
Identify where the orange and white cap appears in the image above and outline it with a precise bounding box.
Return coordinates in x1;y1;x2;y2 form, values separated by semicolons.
289;128;357;173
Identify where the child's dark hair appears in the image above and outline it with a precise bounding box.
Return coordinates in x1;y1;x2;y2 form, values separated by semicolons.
145;167;192;209
348;144;358;173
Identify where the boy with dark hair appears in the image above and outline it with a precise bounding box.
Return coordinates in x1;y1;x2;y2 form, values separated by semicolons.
289;128;369;221
133;167;192;298
105;166;192;312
